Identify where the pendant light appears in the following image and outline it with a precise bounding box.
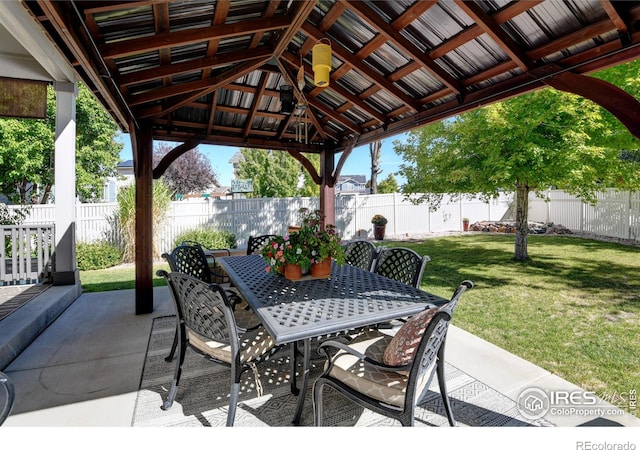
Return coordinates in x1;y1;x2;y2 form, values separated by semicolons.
312;39;332;87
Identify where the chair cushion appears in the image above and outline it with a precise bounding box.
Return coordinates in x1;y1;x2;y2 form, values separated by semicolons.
327;330;408;408
382;306;439;367
188;323;276;364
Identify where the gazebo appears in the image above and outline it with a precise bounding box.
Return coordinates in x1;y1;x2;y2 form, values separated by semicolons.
2;0;640;315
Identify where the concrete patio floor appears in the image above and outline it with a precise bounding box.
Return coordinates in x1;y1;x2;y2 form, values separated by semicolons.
0;284;638;430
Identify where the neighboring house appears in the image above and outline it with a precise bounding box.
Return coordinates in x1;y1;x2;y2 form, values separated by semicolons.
103;159;135;202
210;186;232;199
336;175;369;194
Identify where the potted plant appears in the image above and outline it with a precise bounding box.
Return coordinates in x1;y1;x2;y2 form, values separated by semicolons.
260;233;311;280
297;208;345;276
371;214;387;240
463;217;470;231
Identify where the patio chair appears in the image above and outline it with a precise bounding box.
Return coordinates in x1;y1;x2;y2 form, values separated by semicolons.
157;270;281;427
179;240;230;283
372;247;430;289
0;371;15;426
343;240;378;271
162;244;243;362
246;234;278;255
371;247;431;328
312;280;473;427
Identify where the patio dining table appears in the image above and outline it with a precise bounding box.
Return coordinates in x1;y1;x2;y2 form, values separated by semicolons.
217;254;449;425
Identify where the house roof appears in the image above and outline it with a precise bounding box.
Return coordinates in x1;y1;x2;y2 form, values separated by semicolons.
117;160;134;168
338;175;367;184
17;0;640;157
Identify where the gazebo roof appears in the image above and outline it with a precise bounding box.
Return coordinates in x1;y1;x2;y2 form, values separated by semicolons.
18;0;640;156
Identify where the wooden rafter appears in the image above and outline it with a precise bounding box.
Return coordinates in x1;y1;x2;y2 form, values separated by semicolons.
100;15;291;59
244;72;268;137
454;0;530;71
344;0;463;94
135;58;270;119
301;23;422;113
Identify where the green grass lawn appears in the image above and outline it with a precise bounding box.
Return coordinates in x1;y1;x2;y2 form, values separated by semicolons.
79;262;171;292
79;234;640;417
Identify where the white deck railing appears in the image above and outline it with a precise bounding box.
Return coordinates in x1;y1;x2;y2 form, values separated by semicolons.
1;224;55;285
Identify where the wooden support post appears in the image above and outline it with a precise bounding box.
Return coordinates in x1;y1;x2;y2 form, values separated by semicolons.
319;148;336;228
135;128;154;314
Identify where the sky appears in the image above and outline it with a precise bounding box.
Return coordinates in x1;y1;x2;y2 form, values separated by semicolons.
117;132;410;187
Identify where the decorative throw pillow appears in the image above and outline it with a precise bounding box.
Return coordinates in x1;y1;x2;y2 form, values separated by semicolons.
382;306;440;367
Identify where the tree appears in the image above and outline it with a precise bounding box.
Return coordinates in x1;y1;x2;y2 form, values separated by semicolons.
369;140;382;194
235;148;319;198
377;174;399;193
0;82;122;204
75;83;123;202
394;86;640;261
153;143;219;199
0;89;55;203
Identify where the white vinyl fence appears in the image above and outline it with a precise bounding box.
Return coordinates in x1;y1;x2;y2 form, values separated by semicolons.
529;189;640;241
5;189;639;261
6;193;513;254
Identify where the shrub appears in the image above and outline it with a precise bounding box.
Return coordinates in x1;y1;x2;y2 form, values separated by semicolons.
173;228;237;250
77;241;123;270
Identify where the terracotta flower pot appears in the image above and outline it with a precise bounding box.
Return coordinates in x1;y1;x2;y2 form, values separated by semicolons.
374;224;386;240
311;257;331;277
284;263;302;280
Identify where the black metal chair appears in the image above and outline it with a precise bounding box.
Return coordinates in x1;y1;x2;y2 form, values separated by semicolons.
372;246;430;289
246;234;279;255
179;240;230;283
0;371;15;426
162;244;243;362
343;240;378;271
312;280;473;427
157;270;281;427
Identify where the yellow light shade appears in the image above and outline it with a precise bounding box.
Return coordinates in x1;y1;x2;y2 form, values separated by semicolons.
312;42;332;87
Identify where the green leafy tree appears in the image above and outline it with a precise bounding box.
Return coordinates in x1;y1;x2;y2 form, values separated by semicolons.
0;82;122;204
0;89;55;203
377;174;399;193
235;148;319;198
75;83;123;202
394;86;640;261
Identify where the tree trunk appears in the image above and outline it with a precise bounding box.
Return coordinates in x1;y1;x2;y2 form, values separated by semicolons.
41;184;53;204
514;184;529;261
369;140;382;194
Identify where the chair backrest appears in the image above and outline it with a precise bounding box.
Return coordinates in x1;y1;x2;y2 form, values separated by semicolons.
0;371;15;426
180;241;231;283
247;234;278;255
162;244;213;283
343;240;378;271
158;270;238;353
372;247;430;288
405;280;473;406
